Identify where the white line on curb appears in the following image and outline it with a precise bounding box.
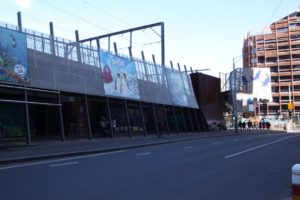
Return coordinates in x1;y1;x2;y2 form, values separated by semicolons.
49;162;79;167
135;152;151;156
0;150;126;170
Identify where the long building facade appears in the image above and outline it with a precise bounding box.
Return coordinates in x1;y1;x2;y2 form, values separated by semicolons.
243;11;300;119
0;21;207;144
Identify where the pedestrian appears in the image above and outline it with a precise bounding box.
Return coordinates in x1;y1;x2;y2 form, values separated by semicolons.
266;121;271;130
242;121;246;130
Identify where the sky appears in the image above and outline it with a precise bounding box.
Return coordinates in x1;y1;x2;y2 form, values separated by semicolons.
0;0;299;77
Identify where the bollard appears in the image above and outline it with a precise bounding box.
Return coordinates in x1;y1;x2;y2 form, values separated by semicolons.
292;164;300;200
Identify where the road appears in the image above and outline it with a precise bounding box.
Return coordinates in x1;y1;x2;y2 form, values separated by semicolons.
0;133;299;200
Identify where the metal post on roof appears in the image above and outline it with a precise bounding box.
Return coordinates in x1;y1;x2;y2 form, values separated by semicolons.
108;36;111;52
170;60;174;69
49;22;56;56
152;54;160;84
141;51;149;81
17;11;22;32
75;30;82;63
128;47;133;59
177;63;181;71
113;42;118;55
161;22;165;66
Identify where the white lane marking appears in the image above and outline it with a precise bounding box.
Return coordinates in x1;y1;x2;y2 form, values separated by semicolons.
213;142;219;145
0;150;126;170
183;146;193;149
49;161;79;167
247;137;252;139
135;152;151;156
225;136;296;159
234;139;239;142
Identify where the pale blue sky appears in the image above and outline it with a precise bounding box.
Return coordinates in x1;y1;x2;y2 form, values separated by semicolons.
0;0;299;77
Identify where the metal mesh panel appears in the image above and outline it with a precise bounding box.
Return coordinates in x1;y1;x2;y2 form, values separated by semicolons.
1;23;198;108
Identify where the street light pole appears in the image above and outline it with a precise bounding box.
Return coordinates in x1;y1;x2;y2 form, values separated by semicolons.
289;83;291;103
232;58;238;134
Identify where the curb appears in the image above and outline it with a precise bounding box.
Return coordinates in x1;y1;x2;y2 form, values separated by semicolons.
0;132;280;165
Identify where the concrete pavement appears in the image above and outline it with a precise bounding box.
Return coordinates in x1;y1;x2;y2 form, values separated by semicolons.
0;130;287;165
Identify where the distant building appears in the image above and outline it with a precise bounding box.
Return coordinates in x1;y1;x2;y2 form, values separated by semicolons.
243;10;300;118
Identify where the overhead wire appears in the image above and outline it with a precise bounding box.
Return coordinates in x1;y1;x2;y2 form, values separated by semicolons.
37;0;111;33
5;0;162;54
81;0;161;48
265;0;285;25
81;0;130;27
0;4;106;45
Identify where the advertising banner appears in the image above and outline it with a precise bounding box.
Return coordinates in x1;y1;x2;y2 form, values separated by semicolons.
234;67;272;112
0;27;29;84
100;51;140;100
252;68;272;101
166;69;188;106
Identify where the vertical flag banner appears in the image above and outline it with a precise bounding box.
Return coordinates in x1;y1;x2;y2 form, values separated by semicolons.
0;27;29;84
166;68;188;106
100;51;140;100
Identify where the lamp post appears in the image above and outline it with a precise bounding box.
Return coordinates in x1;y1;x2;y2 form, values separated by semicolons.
232;58;238;134
288;83;293;122
231;56;242;134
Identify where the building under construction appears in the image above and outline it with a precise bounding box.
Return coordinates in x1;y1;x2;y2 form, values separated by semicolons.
243;10;300;118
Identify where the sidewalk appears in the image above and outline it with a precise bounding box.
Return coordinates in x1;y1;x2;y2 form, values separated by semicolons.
0;130;285;165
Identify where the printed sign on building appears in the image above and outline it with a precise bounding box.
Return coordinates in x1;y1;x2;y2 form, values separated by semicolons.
0;27;29;84
99;51;140;100
236;67;272;102
252;68;272;101
166;68;188;106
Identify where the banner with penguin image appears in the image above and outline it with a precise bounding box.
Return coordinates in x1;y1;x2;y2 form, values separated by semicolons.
99;51;140;100
165;68;188;106
0;27;29;84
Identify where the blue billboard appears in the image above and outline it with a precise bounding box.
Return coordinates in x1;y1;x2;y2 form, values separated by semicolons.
99;51;140;100
0;27;29;84
166;69;188;106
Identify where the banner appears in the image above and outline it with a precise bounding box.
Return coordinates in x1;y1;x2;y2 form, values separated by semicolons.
0;27;29;84
233;67;272;102
166;69;188;106
252;68;272;101
99;51;140;100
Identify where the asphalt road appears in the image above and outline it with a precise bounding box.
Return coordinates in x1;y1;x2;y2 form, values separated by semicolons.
0;133;299;200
